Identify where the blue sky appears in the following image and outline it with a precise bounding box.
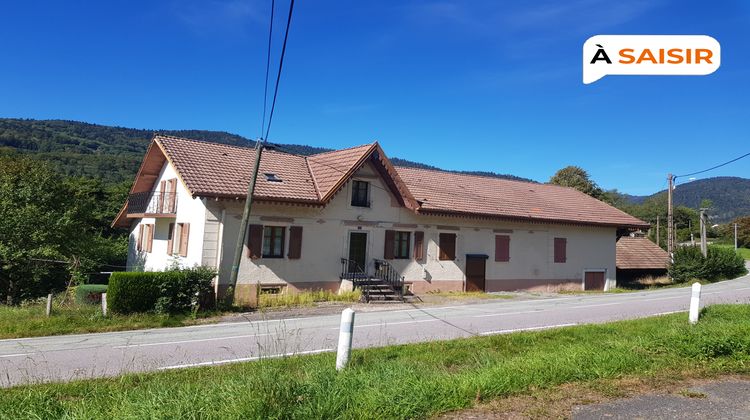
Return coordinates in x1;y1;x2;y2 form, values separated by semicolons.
1;1;749;195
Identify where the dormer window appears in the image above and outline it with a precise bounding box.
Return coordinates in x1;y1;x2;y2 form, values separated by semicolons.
265;173;283;183
351;180;370;207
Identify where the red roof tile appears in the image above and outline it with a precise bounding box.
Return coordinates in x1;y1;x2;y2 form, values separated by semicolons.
616;237;669;269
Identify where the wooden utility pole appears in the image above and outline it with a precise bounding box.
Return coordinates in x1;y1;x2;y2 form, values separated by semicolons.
699;209;708;257
667;174;674;255
228;142;264;306
734;223;738;250
656;215;660;247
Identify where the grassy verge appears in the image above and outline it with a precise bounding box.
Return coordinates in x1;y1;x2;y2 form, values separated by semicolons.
0;297;219;339
2;304;750;419
258;289;361;308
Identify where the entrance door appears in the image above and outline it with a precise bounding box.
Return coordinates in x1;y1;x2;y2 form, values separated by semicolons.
465;254;487;292
348;232;368;273
584;271;606;290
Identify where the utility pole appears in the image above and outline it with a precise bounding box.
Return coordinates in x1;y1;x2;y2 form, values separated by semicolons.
228;141;264;305
667;174;674;256
699;208;708;257
656;215;660;247
735;223;738;250
689;219;694;245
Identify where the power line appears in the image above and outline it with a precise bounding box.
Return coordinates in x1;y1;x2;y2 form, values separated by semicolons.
263;0;295;142
260;0;275;140
674;151;750;180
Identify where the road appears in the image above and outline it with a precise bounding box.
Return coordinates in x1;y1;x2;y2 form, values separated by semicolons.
2;274;750;388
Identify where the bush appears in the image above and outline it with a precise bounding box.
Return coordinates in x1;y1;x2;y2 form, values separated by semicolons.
74;284;108;304
669;245;747;283
108;267;216;315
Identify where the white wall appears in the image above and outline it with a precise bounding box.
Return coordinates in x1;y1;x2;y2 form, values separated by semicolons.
207;162;617;292
126;162;207;271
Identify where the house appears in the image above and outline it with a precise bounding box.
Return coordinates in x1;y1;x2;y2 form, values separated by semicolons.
615;235;669;283
113;135;649;304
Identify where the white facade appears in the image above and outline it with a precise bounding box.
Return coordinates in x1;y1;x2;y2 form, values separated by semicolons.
128;160;618;295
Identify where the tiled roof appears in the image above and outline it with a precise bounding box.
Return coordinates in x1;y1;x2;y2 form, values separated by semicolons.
143;135;649;229
616;236;669;270
396;166;648;228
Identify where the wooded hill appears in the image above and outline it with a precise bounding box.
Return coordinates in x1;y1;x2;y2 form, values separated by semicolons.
0;118;532;184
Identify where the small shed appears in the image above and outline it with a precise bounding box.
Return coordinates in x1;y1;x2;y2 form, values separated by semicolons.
616;236;669;283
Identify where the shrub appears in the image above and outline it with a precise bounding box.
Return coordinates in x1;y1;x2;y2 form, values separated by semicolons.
74;284;108;304
108;267;216;315
669;245;747;283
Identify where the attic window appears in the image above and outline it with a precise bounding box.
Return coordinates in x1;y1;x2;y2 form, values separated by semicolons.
265;173;283;183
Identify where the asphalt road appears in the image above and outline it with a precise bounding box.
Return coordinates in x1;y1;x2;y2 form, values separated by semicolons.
2;274;750;388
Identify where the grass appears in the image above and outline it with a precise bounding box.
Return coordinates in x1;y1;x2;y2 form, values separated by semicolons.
258;289;362;308
0;295;219;339
2;304;750;419
713;243;750;260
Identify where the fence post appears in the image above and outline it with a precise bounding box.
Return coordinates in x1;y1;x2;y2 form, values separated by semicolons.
336;308;355;371
46;293;53;317
689;282;701;325
101;292;108;316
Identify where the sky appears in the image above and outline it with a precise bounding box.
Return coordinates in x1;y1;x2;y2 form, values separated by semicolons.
1;0;749;195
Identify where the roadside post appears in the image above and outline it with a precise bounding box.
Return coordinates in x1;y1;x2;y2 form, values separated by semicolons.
101;292;108;316
45;293;53;317
336;308;355;371
689;282;701;325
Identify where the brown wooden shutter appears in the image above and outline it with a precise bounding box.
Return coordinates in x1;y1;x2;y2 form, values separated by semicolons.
167;223;175;255
439;233;456;260
495;235;510;262
167;179;177;212
146;224;154;253
554;237;567;263
413;231;425;261
179;223;190;257
247;224;264;259
384;230;395;260
288;226;303;259
159;180;166;213
137;224;144;251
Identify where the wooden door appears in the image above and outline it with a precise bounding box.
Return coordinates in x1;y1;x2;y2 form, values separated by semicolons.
584;271;606;290
465;255;487;292
348;232;368;273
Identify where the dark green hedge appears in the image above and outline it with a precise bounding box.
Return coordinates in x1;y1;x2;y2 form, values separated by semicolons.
669;245;747;283
74;284;108;305
107;267;216;314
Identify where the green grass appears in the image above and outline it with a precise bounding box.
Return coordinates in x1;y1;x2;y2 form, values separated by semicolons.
713;243;750;260
0;296;218;339
2;304;750;419
258;289;362;308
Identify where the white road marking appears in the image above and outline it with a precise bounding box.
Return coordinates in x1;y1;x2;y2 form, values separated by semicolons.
473;310;543;318
0;353;34;358
113;333;273;349
651;310;684;316
158;348;333;370
330;319;440;330
480;323;577;336
570;302;623;309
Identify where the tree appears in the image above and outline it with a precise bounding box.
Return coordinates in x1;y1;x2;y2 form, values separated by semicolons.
730;216;750;248
549;166;604;199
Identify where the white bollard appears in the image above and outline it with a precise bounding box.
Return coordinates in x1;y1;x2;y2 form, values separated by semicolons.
689;282;702;325
45;293;53;317
101;293;108;316
336;308;355;371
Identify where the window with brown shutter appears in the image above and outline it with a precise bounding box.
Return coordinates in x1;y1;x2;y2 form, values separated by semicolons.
159;180;166;213
383;230;395;260
167;223;175;255
495;235;510;262
146;224;154;253
246;224;264;259
137;224;144;252
288;226;303;259
554;237;567;263
167;178;177;213
178;223;190;257
439;233;456;260
413;231;425;261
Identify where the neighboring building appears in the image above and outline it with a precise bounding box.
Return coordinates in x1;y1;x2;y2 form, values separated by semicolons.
615;235;669;283
113;135;649;304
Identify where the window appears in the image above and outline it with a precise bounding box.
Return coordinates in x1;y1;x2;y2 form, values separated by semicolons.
495;235;510;262
265;173;283;182
262;226;286;258
438;233;456;260
137;224;154;253
554;237;567;263
169;223;190;257
351;180;370;207
393;231;410;259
